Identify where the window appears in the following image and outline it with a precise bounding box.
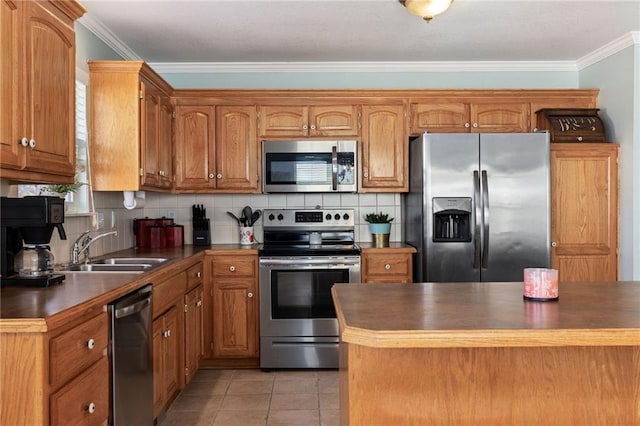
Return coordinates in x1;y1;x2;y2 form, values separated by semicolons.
18;74;93;215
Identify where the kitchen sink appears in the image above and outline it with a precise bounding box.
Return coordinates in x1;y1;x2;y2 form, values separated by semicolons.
60;257;170;273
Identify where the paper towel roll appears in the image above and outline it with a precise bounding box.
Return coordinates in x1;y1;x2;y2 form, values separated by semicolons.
123;191;136;209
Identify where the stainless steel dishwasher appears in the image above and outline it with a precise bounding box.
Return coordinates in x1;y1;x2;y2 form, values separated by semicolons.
108;283;153;425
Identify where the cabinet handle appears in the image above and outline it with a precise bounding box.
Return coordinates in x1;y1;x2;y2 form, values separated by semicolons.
310;124;316;130
87;403;96;414
385;264;391;270
229;266;235;272
29;139;36;148
247;292;253;298
551;241;557;247
196;271;201;278
302;124;308;130
163;330;171;338
20;137;29;147
464;123;470;128
196;300;202;307
473;123;478;128
577;136;583;142
363;169;369;178
208;173;215;179
216;173;222;179
86;338;95;350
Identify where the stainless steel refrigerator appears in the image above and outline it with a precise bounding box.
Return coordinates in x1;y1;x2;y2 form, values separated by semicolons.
403;132;551;282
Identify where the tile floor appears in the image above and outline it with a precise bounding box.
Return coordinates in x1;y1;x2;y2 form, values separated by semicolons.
160;368;339;426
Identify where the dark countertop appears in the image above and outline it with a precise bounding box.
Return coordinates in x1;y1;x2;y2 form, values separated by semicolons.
0;244;258;331
332;281;640;348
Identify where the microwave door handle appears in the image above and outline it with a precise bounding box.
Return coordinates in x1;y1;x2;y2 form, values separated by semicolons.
331;145;338;191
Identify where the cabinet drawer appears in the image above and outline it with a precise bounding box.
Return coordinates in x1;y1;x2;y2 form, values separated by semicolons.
365;254;411;277
50;312;108;387
187;262;203;290
213;256;256;277
154;271;187;318
50;356;109;426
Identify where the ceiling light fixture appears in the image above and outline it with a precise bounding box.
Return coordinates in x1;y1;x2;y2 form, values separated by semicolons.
399;0;454;22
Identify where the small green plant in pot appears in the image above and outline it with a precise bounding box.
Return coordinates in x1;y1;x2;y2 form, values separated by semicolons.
364;211;394;247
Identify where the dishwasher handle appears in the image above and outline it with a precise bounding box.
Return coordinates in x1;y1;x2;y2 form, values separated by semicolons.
113;284;152;319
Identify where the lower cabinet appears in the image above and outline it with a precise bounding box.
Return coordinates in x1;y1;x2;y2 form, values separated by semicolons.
361;246;415;283
153;305;181;417
203;251;259;366
184;284;204;385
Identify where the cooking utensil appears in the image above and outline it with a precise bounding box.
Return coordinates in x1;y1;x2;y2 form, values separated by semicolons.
250;209;262;226
227;211;241;225
242;206;252;226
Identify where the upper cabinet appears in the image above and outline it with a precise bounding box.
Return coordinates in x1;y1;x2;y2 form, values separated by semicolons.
174;105;258;192
360;104;407;192
258;105;359;138
411;100;529;134
89;61;173;191
0;0;86;183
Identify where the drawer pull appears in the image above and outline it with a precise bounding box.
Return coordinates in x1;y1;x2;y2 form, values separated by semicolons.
86;338;96;350
87;402;96;414
229;266;235;272
385;264;391;270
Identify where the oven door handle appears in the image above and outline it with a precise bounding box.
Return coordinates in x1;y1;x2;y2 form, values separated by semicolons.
331;145;338;191
260;258;360;267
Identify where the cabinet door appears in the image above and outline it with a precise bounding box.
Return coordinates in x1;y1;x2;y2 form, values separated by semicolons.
471;102;530;133
550;144;618;282
22;0;75;177
259;105;308;137
152;317;164;417
216;106;258;190
411;102;470;134
164;307;180;402
362;252;412;284
309;105;359;137
361;104;407;191
184;285;203;385
140;79;160;188
213;278;258;358
0;0;21;170
174;106;215;190
158;97;173;188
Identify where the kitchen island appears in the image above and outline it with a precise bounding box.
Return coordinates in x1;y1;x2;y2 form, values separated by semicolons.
332;282;640;425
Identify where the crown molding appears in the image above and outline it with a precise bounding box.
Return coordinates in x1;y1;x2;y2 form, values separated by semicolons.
576;31;640;70
77;15;141;60
148;61;577;74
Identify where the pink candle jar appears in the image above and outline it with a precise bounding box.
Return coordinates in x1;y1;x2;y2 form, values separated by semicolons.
523;268;559;301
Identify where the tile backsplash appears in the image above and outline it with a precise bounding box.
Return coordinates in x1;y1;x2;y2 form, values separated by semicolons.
37;191;405;265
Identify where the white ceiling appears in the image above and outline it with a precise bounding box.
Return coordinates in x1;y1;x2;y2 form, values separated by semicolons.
80;0;640;69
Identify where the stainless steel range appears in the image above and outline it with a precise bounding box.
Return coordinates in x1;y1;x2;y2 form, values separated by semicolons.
259;209;361;369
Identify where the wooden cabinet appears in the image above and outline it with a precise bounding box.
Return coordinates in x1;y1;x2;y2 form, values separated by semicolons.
550;143;619;282
360;104;407;191
88;60;173;191
0;0;85;183
204;252;259;364
184;262;204;385
153;305;180;417
258;105;359;138
361;247;414;283
174;105;258;192
411;100;530;134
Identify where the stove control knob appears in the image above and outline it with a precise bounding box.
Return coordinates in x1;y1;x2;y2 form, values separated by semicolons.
325;213;331;220
343;213;350;220
334;213;340;220
268;214;275;221
277;214;284;221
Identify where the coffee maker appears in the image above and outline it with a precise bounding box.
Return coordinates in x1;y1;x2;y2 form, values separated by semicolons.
1;196;67;287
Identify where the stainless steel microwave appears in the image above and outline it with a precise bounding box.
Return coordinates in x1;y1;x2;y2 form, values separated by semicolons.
262;140;357;193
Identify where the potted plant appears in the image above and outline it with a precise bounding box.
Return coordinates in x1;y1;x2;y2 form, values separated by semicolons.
364;211;394;247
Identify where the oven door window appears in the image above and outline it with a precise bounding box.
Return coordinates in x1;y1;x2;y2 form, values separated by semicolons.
270;268;349;319
265;153;332;185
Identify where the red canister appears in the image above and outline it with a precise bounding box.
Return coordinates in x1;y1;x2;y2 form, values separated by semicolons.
149;226;166;249
134;218;157;248
165;225;184;248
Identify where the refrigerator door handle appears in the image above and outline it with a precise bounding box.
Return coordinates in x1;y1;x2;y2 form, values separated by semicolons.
481;170;490;269
473;170;481;269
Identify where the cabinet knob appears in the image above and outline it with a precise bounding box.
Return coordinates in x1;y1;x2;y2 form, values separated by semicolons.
247;292;253;298
464;123;470;128
216;173;222;179
229;266;235;272
163;330;171;338
310;124;316;130
209;173;215;179
86;338;95;350
551;241;557;247
29;139;36;148
385;264;391;270
473;123;478;128
87;403;96;414
196;271;201;278
302;124;308;130
20;137;29;147
363;169;369;178
577;136;583;142
196;300;203;307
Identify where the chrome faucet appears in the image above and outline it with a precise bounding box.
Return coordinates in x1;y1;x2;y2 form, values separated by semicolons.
70;230;118;265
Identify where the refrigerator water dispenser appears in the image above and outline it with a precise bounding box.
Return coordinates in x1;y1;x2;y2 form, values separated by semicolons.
432;198;472;242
